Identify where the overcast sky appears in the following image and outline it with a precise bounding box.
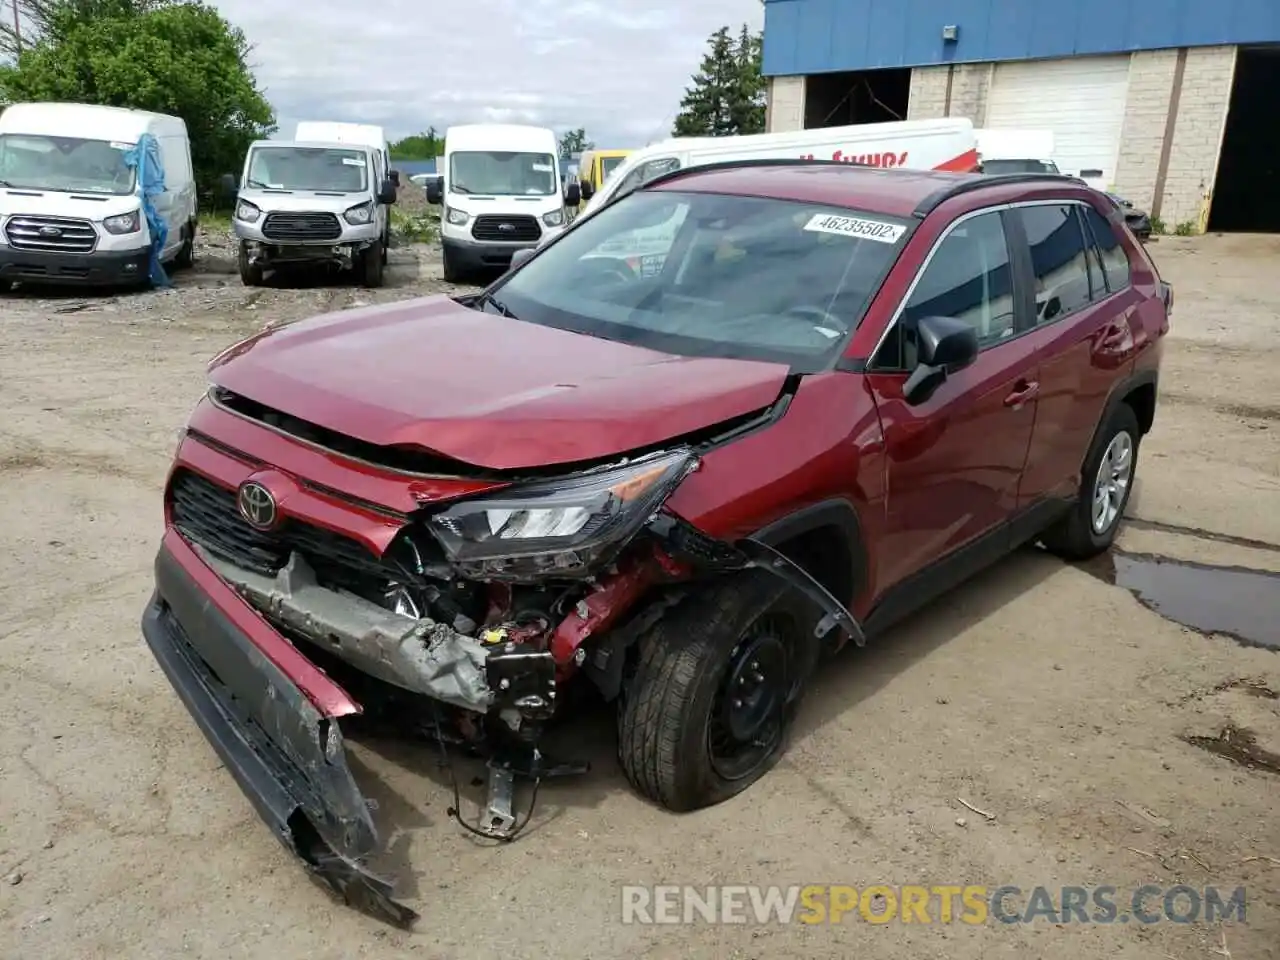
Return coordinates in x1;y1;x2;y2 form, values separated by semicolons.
209;0;764;148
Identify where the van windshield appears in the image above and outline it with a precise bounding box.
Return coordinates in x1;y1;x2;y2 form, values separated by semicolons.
246;146;369;192
449;151;557;196
0;134;137;195
488;190;908;369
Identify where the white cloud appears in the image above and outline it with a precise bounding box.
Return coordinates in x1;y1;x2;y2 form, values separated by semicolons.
210;0;763;148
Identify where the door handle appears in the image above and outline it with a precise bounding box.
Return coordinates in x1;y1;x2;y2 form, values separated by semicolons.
1003;380;1039;407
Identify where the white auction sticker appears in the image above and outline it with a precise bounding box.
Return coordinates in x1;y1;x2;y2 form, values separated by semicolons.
803;213;905;243
341;157;365;166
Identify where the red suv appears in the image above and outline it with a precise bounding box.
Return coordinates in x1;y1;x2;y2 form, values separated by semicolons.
141;161;1168;922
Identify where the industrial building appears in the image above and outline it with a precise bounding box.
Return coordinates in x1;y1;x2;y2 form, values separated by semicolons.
761;0;1280;232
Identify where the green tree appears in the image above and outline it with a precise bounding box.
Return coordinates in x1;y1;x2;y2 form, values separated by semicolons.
672;24;766;137
558;127;592;157
0;1;275;192
389;127;442;160
1;0;170;58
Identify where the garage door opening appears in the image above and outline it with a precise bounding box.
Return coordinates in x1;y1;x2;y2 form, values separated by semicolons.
804;69;910;128
1208;46;1280;232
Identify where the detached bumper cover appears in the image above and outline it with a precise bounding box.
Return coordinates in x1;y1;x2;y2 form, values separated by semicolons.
140;529;417;926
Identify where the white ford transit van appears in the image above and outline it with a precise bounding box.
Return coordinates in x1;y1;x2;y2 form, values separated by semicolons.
426;124;580;281
0;102;197;289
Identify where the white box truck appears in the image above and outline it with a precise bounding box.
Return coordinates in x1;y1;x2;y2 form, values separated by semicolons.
0;101;197;289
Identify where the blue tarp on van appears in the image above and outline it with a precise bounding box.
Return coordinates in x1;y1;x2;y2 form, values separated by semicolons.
123;134;170;288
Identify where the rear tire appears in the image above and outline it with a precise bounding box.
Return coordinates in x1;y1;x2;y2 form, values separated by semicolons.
237;241;263;287
360;241;385;288
1040;402;1141;560
173;224;195;270
617;572;819;812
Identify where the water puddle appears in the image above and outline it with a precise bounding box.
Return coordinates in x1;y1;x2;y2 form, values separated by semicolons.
1084;551;1280;650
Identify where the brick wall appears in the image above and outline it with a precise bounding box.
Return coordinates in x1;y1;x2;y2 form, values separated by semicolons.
766;76;806;132
907;64;991;123
1113;51;1180;214
1159;45;1236;230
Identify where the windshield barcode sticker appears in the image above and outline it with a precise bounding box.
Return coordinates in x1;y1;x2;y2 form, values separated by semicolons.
341;157;365;165
803;213;904;243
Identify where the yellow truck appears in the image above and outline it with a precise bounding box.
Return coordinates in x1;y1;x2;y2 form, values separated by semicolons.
576;149;631;202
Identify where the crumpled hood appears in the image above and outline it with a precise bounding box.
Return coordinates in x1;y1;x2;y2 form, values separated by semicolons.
208;295;790;470
235;189;369;213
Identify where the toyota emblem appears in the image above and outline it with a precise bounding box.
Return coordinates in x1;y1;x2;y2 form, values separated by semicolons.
237;480;278;530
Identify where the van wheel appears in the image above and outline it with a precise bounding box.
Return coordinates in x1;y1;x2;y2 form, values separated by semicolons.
617;572;819;812
237;242;263;287
173;224;195;270
442;247;462;283
1040;402;1141;560
360;241;385;288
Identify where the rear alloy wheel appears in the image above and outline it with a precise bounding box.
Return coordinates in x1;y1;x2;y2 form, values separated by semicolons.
237;241;263;287
618;573;818;811
1041;402;1141;560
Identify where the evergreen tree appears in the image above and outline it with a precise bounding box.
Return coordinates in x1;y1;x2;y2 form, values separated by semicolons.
672;24;766;137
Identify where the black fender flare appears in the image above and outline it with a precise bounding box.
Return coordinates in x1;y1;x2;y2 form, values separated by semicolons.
1083;368;1158;465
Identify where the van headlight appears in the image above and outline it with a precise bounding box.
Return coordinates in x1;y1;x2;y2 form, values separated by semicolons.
445;206;469;225
103;210;142;234
234;200;260;223
426;448;697;580
343;201;374;225
542;209;564;227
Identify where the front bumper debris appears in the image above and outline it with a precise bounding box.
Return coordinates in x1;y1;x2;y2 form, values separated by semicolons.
141;530;418;927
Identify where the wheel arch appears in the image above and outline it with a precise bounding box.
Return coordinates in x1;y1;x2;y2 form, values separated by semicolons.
748;498;867;611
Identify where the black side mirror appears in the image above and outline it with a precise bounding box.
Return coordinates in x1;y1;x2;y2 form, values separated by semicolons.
425;178;442;204
902;315;979;405
377;177;396;204
564;181;581;207
219;173;237;199
389;170;401;187
580;180;594;201
510;247;536;270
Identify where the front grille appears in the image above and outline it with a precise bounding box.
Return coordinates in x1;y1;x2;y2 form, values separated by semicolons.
4;215;96;253
261;211;342;242
471;214;540;243
169;470;400;595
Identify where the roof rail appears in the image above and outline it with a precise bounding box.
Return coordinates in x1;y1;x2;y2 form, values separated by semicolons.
911;172;1086;219
640;156;870;192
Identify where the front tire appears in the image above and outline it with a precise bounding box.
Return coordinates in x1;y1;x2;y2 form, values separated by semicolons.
442;246;462;284
617;573;818;812
1040;402;1141;560
237;241;263;287
360;241;385;288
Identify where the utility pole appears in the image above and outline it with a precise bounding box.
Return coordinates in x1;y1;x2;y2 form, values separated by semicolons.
11;0;21;56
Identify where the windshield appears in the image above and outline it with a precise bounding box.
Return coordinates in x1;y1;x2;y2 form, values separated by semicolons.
449;151;557;196
245;146;369;192
488;190;908;368
600;155;627;181
0;134;137;195
981;158;1060;175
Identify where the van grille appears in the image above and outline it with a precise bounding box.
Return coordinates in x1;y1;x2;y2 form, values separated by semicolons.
4;215;97;253
261;212;343;242
471;215;540;243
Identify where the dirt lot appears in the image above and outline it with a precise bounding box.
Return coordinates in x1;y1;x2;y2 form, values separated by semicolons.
1;228;1277;960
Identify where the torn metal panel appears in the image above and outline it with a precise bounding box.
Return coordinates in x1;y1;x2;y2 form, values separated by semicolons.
737;538;865;649
203;549;495;713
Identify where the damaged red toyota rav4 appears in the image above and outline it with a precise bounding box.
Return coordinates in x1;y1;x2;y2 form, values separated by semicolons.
142;159;1168;923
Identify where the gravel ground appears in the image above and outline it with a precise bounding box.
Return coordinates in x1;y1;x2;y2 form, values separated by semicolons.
0;230;1277;960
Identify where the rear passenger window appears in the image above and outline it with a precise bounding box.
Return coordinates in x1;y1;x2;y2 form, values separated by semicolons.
1016;205;1092;325
1081;204;1131;293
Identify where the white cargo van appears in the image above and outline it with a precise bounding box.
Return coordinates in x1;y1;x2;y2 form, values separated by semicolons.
294;121;399;252
223;138;397;288
575;118;979;223
425;124;579;281
0;101;197;289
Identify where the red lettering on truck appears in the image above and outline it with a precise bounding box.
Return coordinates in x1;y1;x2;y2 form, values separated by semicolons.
799;150;909;167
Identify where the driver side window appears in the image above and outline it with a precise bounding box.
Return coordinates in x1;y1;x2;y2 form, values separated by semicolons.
887;210;1014;369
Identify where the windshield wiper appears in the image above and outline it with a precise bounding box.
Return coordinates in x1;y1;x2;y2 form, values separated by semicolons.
476;292;516;318
451;184;471;194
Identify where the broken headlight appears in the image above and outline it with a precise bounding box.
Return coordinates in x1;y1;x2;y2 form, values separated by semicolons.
426;448;696;579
